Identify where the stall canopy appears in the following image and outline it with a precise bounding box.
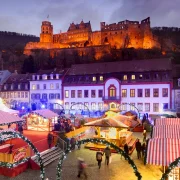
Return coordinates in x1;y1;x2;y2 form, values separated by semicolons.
147;138;180;166
152;125;180;139
0;110;22;125
0;98;19;114
84;117;129;128
155;118;180;126
32;109;58;119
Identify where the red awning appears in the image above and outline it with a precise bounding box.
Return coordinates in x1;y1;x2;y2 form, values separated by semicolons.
155;118;180;126
153;125;180;139
147;138;180;166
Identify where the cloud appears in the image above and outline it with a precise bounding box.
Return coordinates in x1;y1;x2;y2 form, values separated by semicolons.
110;0;180;27
0;0;179;36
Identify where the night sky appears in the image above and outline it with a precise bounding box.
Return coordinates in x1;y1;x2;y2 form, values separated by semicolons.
0;0;179;36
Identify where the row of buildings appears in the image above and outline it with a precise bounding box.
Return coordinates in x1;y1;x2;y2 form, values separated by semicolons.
0;58;179;117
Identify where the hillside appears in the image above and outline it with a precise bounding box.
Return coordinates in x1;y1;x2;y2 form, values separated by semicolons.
0;31;39;52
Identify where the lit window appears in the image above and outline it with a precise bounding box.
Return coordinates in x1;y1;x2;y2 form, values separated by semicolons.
56;74;59;79
130;103;135;111
109;86;116;97
123;75;127;80
50;83;54;89
153;89;159;97
78;90;82;98
65;90;69;98
139;74;143;79
93;77;96;81
145;89;150;97
43;75;47;80
100;76;103;81
130;89;135;97
98;103;103;110
131;75;135;80
122;89;127;97
32;84;36;90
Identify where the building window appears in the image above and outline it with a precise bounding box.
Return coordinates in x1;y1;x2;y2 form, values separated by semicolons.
56;83;59;89
84;90;88;98
43;84;46;89
122;89;127;97
42;93;47;99
21;92;24;98
71;90;75;98
14;92;17;98
139;74;143;79
178;79;180;87
4;85;7;90
91;90;96;98
65;102;69;110
10;92;13;98
153;89;159;97
98;103;103;110
7;92;9;98
138;89;143;97
91;103;96;110
130;89;135;97
55;93;60;99
121;103;127;111
163;103;168;110
123;75;127;80
131;75;135;80
78;90;82;98
11;84;13;90
84;102;89;110
145;89;150;97
18;92;21;98
93;77;96;81
153;103;159;112
42;75;47;80
56;74;59;79
18;84;21;90
50;83;54;89
31;93;35;99
25;84;28;90
162;88;168;97
100;76;103;81
154;73;159;79
98;90;103;98
37;84;40;90
145;103;150;112
25;92;28;98
32;84;36;90
130;103;135;111
49;93;54;99
109;85;116;97
71;102;75;110
137;103;143;112
65;90;69;98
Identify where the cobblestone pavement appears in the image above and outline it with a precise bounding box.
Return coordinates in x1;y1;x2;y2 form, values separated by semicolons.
0;133;162;180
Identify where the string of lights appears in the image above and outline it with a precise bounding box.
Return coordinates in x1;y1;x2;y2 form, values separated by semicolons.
56;138;142;180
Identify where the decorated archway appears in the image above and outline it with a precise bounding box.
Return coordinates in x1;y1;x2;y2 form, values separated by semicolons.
0;131;45;180
56;138;142;180
69;102;90;117
118;103;140;118
161;158;180;180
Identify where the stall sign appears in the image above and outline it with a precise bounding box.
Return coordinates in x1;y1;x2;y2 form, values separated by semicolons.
168;167;179;180
13;147;28;162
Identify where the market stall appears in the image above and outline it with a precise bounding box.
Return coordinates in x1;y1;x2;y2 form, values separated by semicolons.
23;109;58;131
84;117;131;147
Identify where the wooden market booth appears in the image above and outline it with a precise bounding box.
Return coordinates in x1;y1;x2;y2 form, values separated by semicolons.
23;109;59;132
84;117;136;151
146;118;180;180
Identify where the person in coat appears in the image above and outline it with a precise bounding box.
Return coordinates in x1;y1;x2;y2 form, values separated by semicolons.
135;139;142;159
103;146;111;165
96;151;103;169
47;133;53;149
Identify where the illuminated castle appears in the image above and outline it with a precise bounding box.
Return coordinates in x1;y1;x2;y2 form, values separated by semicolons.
24;17;160;55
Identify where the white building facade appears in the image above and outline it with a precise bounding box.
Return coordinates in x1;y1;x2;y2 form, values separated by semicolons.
30;73;63;110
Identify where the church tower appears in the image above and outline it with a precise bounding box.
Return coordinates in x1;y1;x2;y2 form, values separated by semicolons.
40;21;53;43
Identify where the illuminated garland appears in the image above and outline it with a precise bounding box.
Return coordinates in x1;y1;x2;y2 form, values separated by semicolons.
0;131;45;180
0;157;30;168
56;138;142;180
160;157;180;180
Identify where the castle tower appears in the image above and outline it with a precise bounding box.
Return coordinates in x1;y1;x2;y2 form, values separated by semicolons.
40;21;53;43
